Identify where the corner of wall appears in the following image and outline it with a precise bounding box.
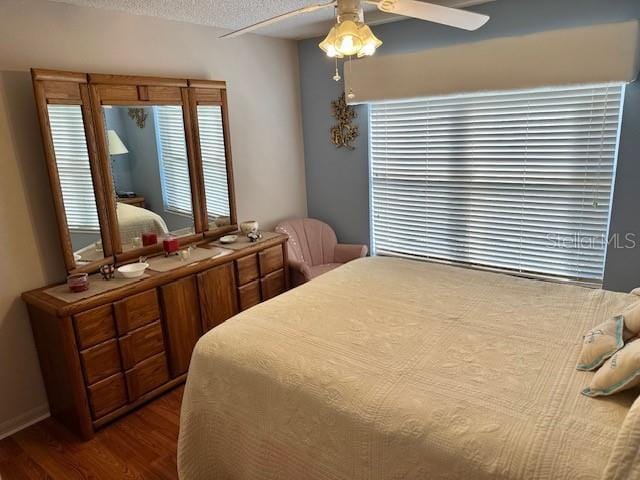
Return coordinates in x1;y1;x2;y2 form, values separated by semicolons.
0;404;49;440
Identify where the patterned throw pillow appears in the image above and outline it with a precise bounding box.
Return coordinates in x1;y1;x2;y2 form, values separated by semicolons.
582;338;640;397
576;316;625;371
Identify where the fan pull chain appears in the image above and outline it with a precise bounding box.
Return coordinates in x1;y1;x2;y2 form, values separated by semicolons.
333;57;341;82
347;56;355;99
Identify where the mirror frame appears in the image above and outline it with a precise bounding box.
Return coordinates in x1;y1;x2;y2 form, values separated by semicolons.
187;80;238;239
31;69;114;274
31;70;239;274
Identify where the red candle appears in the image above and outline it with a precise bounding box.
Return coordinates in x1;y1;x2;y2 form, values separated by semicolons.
67;273;89;292
163;237;179;254
142;232;158;246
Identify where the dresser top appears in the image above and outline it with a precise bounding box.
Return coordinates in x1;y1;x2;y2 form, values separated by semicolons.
22;232;288;317
208;231;282;251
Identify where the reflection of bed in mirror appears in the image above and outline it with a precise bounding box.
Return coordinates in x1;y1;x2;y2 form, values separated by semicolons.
73;202;170;261
104;104;197;251
116;202;169;249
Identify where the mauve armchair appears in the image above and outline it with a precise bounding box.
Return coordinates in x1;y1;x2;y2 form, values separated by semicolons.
275;218;368;286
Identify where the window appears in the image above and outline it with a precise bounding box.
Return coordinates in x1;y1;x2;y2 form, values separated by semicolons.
48;104;100;232
155;105;193;216
197;105;230;218
370;84;625;283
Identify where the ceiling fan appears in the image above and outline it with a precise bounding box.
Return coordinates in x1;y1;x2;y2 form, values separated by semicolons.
221;0;490;59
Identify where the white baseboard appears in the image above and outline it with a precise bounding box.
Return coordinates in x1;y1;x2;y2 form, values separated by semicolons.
0;404;50;440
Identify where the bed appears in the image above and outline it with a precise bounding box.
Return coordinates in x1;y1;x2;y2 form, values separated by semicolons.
178;256;640;480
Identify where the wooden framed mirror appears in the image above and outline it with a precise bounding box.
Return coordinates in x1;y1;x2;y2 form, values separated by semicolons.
32;70;239;271
188;80;237;238
31;69;114;274
88;74;205;262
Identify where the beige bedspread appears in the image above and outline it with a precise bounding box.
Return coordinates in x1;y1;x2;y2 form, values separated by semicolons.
178;256;640;480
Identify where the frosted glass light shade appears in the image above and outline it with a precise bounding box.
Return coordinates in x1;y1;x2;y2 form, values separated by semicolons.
319;26;344;58
334;21;362;56
357;25;383;58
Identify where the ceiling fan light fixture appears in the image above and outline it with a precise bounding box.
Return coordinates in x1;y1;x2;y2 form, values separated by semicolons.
320;18;383;60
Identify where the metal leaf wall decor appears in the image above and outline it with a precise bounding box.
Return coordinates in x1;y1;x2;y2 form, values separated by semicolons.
330;93;358;150
128;108;148;129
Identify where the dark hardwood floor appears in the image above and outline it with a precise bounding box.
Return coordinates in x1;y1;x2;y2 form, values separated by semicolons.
0;386;183;480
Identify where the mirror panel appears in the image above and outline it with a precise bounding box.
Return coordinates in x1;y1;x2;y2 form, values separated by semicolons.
197;105;231;229
48;104;105;264
103;105;196;252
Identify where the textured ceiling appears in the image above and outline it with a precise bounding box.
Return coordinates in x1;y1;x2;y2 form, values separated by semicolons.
48;0;495;39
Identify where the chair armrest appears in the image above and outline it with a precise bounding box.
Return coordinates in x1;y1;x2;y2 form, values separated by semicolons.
288;259;312;280
334;243;368;264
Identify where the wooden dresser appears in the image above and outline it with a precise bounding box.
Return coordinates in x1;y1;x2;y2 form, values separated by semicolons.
22;233;289;440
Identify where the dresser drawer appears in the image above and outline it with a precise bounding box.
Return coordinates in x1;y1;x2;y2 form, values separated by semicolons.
80;339;122;385
114;289;160;335
87;373;128;419
74;305;116;349
238;280;261;311
260;269;285;301
235;253;259;285
259;245;284;276
119;321;165;370
125;352;169;401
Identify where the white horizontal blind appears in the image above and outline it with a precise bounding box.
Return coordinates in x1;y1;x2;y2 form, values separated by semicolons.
155;106;193;216
48;104;100;232
197;106;230;218
370;84;624;282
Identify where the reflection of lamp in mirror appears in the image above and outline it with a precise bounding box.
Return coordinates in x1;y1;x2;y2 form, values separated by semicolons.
108;129;128;155
107;129;128;198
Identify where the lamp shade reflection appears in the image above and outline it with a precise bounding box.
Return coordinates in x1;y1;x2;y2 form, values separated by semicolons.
107;130;128;155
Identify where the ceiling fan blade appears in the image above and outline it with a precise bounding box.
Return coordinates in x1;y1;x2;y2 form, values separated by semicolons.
220;1;337;38
371;0;489;31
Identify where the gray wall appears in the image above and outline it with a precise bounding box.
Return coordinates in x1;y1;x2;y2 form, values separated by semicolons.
298;0;640;291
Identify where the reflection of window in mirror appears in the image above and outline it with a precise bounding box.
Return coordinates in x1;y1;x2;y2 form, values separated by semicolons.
197;105;231;230
48;105;104;264
155;106;194;219
102;105;195;251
